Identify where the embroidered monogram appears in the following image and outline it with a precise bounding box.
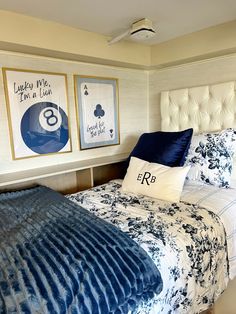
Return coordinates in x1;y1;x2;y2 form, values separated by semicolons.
122;157;190;202
137;171;157;185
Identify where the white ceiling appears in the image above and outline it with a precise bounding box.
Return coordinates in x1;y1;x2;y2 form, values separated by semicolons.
1;0;236;45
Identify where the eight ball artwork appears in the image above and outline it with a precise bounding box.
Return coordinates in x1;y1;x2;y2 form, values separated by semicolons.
20;102;69;154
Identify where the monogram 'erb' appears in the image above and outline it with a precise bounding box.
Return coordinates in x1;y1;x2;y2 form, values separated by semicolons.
137;171;157;185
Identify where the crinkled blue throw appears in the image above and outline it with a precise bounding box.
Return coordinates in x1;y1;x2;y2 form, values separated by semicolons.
0;186;162;313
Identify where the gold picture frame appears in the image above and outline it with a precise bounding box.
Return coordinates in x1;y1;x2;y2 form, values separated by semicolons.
3;68;71;160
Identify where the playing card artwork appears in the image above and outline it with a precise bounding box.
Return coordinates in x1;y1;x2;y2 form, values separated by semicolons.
75;76;119;149
3;68;71;159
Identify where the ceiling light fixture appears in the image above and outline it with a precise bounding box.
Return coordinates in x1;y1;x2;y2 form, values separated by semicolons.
108;18;156;45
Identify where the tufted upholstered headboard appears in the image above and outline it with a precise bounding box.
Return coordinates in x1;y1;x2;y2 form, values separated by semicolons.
161;81;236;133
160;80;236;182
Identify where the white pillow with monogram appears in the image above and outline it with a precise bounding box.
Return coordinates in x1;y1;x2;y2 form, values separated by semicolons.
122;157;190;202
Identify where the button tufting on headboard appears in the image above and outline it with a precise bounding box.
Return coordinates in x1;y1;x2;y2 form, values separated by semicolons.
161;81;236;133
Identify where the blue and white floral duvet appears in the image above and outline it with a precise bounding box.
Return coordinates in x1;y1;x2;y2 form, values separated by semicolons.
67;180;229;314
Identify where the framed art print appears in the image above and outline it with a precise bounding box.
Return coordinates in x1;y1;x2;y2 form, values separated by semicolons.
3;68;71;159
74;75;120;149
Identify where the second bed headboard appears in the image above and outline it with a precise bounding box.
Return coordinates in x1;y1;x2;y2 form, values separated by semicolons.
160;80;236;133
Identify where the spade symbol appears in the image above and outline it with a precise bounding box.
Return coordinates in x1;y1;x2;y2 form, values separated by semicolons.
84;85;89;96
94;104;105;119
110;129;113;138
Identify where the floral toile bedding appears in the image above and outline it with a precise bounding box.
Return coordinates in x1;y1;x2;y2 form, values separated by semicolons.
67;180;229;314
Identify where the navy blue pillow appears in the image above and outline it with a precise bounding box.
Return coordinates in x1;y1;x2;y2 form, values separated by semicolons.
125;128;193;171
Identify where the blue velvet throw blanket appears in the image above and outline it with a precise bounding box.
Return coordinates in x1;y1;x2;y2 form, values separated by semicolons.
0;186;162;314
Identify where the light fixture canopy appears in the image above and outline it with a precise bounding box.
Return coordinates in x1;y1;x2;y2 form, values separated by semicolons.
130;18;156;40
108;18;156;45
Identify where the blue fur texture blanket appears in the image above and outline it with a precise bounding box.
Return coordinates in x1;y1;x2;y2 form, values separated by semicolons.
0;186;162;314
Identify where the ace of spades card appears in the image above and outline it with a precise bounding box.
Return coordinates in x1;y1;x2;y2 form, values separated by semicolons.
75;76;119;149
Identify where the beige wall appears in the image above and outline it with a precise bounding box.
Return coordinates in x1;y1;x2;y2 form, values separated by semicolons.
151;20;236;68
0;50;148;175
0;10;151;68
1;10;236;70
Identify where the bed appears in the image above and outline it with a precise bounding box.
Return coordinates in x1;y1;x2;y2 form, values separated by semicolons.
0;80;236;314
67;179;230;314
67;80;236;313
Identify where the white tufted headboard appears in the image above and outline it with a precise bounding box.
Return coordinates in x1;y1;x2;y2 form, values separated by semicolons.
161;81;236;133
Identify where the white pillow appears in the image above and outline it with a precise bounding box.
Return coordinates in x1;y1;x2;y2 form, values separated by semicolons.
185;128;236;188
122;157;190;202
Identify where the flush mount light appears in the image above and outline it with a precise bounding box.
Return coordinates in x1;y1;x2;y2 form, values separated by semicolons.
108;18;156;45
